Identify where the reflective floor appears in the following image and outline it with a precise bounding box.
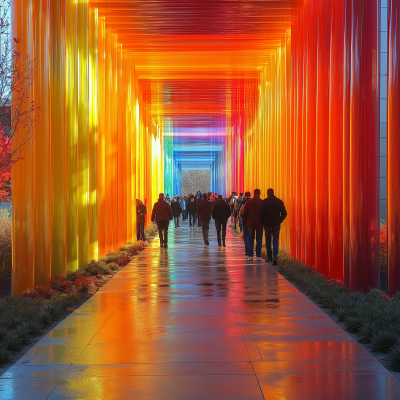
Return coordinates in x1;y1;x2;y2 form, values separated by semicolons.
1;220;399;399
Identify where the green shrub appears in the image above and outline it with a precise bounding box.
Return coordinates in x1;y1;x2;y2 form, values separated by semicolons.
344;316;363;333
371;331;399;353
387;344;400;371
0;348;11;364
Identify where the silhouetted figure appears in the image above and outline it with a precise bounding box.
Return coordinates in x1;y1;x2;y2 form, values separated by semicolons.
151;193;173;248
259;188;287;265
238;192;251;255
242;189;263;261
197;193;213;245
212;194;231;247
187;197;197;228
171;198;182;228
136;199;147;241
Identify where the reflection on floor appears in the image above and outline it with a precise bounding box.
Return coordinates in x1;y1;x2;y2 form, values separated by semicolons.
1;219;399;399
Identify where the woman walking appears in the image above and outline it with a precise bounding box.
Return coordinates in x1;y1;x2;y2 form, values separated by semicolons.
171;198;182;228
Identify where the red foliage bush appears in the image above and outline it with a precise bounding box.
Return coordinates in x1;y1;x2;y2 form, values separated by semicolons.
117;254;131;266
23;274;94;300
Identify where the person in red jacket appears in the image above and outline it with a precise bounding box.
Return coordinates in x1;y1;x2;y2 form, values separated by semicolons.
151;193;173;248
242;188;263;261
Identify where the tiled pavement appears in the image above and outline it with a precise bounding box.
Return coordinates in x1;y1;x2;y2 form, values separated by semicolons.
1;219;399;399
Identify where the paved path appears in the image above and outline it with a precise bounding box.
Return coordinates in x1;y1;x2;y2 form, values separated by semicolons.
1;219;399;399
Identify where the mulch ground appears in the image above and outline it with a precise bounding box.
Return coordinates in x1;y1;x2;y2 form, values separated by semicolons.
0;276;11;298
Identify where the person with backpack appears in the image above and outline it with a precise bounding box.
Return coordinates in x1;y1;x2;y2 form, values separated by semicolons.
238;192;251;255
229;192;239;228
235;193;245;232
211;194;231;247
259;188;287;265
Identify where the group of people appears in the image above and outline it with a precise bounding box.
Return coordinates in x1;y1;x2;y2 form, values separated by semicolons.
150;188;287;265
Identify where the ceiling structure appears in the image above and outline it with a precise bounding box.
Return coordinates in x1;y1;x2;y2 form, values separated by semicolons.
94;0;304;180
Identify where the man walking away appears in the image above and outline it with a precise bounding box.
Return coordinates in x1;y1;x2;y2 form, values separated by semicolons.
211;194;231;247
187;197;197;228
259;188;287;265
151;193;173;248
229;192;239;228
239;192;251;255
171;198;182;228
197;193;213;245
136;199;147;241
242;189;263;261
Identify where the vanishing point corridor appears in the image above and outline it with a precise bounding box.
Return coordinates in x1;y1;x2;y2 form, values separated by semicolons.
1;221;399;399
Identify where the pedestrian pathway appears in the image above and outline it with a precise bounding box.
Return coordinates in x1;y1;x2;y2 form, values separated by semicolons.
1;220;399;399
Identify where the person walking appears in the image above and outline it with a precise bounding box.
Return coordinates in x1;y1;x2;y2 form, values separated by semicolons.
165;194;171;205
238;192;251;255
242;189;263;261
236;193;245;232
151;193;173;248
211;194;231;247
180;196;187;220
197;193;213;245
187;197;197;228
229;192;239;228
259;188;287;265
171;198;182;228
136;199;147;241
196;195;202;227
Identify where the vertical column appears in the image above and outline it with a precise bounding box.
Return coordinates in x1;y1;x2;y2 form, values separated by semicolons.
343;0;352;286
88;5;98;260
97;16;106;256
387;0;400;296
304;3;316;268
77;0;89;266
32;0;51;285
50;0;67;276
12;0;35;294
349;0;380;291
65;0;78;271
315;1;330;277
328;0;344;282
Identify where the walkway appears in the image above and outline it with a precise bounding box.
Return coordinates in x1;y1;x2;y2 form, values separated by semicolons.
1;220;399;399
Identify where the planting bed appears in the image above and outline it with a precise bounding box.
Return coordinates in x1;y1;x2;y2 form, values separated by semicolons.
0;224;157;373
275;255;400;375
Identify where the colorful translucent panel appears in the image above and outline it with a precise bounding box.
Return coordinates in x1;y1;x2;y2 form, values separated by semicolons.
12;0;163;295
12;0;396;295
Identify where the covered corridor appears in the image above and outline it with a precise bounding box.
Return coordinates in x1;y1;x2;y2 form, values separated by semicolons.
2;223;400;399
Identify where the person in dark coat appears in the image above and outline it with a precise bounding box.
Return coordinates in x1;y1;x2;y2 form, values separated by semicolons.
187;197;197;228
211;194;231;247
197;193;214;245
259;188;287;265
151;193;173;248
136;199;147;241
242;189;263;260
196;195;202;227
238;192;251;255
171;198;182;228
